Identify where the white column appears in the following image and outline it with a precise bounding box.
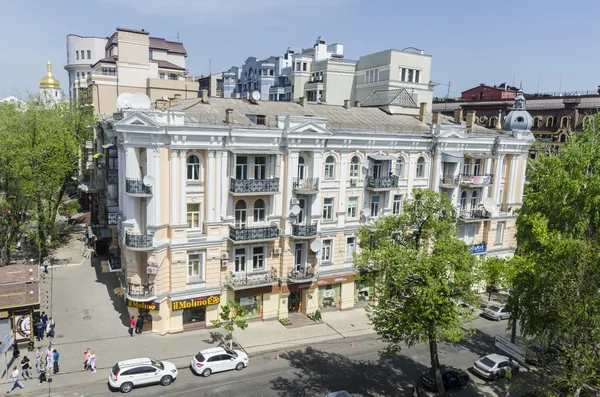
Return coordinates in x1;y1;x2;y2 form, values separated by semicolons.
482;158;493;199
170;149;179;225
273;154;284;217
215;151;223;221
220;151;229;221
311;152;324;219
506;154;518;205
492;155;504;205
337;152;349;227
517;155;527;204
146;150;156;226
206;151;216;222
179;150;187;225
286;152;299;233
406;153;416;199
153;148;161;225
432;153;442;192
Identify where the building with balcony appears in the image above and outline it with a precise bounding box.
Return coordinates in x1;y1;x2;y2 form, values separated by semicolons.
88;90;532;334
64;27;199;115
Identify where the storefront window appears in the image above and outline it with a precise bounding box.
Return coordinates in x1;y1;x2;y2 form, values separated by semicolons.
355;281;374;304
318;284;341;309
183;307;206;325
139;309;153;331
236;295;263;320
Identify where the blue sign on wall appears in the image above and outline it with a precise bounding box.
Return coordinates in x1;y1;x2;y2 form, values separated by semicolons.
470;243;487;254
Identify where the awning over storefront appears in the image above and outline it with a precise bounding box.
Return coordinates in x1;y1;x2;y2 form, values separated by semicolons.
367;154;396;161
442;152;463;163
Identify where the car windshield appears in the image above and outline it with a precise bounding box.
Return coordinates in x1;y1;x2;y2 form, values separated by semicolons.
195;353;206;362
150;358;164;370
224;348;238;357
488;305;501;312
111;364;120;375
480;357;497;368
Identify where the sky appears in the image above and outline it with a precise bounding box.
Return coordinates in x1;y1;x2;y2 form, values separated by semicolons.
2;0;599;99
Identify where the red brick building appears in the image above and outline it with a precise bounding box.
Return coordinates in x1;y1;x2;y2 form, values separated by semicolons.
461;84;517;101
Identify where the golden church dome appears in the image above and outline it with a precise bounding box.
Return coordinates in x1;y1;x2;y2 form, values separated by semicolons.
40;61;60;88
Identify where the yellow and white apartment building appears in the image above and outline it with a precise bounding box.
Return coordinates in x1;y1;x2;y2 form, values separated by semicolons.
92;91;533;334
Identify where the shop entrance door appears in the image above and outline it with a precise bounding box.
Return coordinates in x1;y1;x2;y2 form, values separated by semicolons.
288;292;301;313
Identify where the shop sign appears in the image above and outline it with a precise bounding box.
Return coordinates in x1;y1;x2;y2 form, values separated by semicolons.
317;274;355;286
172;295;220;311
0;311;9;319
298;282;312;290
127;300;159;311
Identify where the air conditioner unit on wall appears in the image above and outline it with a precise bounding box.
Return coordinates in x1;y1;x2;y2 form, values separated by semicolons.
221;259;229;268
290;198;300;205
273;248;282;255
147;266;158;275
221;252;229;260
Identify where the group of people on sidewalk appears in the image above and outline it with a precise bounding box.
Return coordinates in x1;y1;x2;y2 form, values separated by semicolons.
7;347;59;393
129;315;145;337
83;348;97;373
34;311;55;341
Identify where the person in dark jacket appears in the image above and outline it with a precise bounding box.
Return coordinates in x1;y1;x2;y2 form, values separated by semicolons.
135;316;144;334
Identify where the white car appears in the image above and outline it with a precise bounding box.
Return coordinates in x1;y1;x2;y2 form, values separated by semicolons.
108;358;178;393
472;353;519;380
482;305;510;321
190;347;249;377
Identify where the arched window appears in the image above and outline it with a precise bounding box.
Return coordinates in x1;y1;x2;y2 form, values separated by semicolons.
489;117;497;128
470;190;478;210
559;134;567;143
560;116;570;128
582;116;592;129
546;116;555;128
532;117;541;128
460;191;467;210
297;156;306;180
235;200;247;227
187;155;200;180
395;157;405;178
324;156;335;180
253;199;266;223
415;157;425;178
349;156;360;178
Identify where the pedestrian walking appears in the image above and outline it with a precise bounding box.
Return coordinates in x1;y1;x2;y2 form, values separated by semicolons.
129;316;135;337
38;364;47;385
43;259;49;273
21;356;33;380
35;318;44;342
35;348;42;373
6;366;25;393
41;312;48;327
89;351;97;373
83;348;90;371
45;347;53;373
52;349;59;374
411;384;420;397
135;315;144;335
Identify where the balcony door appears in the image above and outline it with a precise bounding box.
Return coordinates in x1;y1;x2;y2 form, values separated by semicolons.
254;156;266;179
372;160;383;178
236;156;248;179
235;200;247;227
294;243;305;272
298;156;306;180
296;198;307;225
234;248;246;272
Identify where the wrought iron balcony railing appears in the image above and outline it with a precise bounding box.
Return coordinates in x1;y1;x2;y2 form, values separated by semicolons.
124;231;153;248
458;209;491;220
230;178;279;194
440;175;460;186
125;178;152;196
292;224;318;238
228;267;278;289
293;177;319;192
288;267;315;282
229;225;280;242
127;282;155;299
366;175;399;189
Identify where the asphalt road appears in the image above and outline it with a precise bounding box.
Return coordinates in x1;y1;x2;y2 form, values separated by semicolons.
20;316;519;397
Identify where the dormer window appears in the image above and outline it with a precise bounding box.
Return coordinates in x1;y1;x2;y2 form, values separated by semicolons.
245;114;266;125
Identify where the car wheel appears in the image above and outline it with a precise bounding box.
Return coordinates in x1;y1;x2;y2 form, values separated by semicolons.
202;368;212;377
235;362;244;371
496;316;501;322
160;375;173;386
120;382;134;393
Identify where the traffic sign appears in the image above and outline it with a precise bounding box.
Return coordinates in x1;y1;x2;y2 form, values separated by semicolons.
495;335;526;362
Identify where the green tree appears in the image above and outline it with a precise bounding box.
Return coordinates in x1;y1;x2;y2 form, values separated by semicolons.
211;300;249;350
478;257;508;301
354;188;477;396
510;114;600;396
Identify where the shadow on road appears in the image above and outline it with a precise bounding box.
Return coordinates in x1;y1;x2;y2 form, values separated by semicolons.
91;254;130;328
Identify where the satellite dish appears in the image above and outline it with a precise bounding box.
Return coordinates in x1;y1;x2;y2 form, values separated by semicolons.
363;208;371;217
162;95;169;100
251;91;261;101
131;93;152;109
310;240;322;253
291;205;301;215
142;175;155;187
482;198;497;213
116;93;133;110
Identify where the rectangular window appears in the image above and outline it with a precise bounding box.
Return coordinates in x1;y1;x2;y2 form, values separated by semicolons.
76;51;79;60
415;70;421;83
473;159;482;176
76;72;80;79
168;73;178;80
395;159;404;178
406;69;414;82
254;156;266;179
458;224;477;245
495;222;505;246
149;50;153;59
234;248;246;272
324;161;335;180
252;247;265;270
462;161;471;176
303;63;307;71
87;50;91;59
393;194;403;215
346;237;356;259
159;73;165;79
236;156;248;179
323;197;334;221
269;69;274;76
366;69;379;83
255;115;266;125
187;203;201;229
187;253;203;282
349;161;359;178
296;62;301;71
370;195;380;217
253;202;265;223
401;68;405;81
347;196;358;218
322;239;333;262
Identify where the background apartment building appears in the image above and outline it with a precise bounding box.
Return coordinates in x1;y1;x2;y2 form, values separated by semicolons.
65;28;199;115
87;89;532;335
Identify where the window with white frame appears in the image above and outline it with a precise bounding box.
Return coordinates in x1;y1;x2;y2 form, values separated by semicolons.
324;156;335;180
416;157;426;178
463;160;472;175
495;222;505;246
234;248;246;272
87;50;91;59
349;156;360;178
347;196;358;218
321;239;333;262
460;191;468;210
473;159;482;176
254;156;266;179
458;224;477;245
187;253;203;283
346;237;357;259
370;195;380;217
393;194;403;215
235;156;248;179
323;197;334;220
297;156;306;180
253;199;266;223
401;68;421;83
187;203;201;229
187;155;200;180
252;246;265;270
395;157;405;178
366;68;379;83
235;200;247;227
470;190;478;210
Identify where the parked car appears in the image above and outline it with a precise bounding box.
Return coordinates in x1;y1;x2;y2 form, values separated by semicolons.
456;300;478;320
525;344;562;365
326;392;362;397
472;354;519;380
190;347;249;377
419;365;470;391
481;305;510;321
108;357;177;393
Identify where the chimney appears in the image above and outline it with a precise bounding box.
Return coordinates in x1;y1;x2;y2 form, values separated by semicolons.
226;108;234;124
201;89;208;103
173;94;181;99
155;99;168;110
419;102;427;122
432;111;441;125
343;99;350;109
299;97;307;107
466;110;476;129
168;96;179;108
453;108;463;124
354;101;361;108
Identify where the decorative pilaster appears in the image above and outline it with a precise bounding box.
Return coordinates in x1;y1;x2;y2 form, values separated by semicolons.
206;151;216;222
517;155;527;204
482;158;493;199
506;154;518;205
310;151;323;218
337;152;349;228
215;151;224;221
432;152;442;192
492;154;504;205
170;149;179;225
179;150;187;224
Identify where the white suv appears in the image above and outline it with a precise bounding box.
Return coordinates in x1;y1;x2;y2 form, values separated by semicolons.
190;347;249;377
109;358;178;393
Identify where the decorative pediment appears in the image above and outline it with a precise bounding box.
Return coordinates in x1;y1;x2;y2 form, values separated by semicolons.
435;124;468;139
115;111;160;128
287;121;332;136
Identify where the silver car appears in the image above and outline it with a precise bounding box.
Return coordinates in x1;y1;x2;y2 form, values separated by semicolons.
482;305;510;321
472;354;519;380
